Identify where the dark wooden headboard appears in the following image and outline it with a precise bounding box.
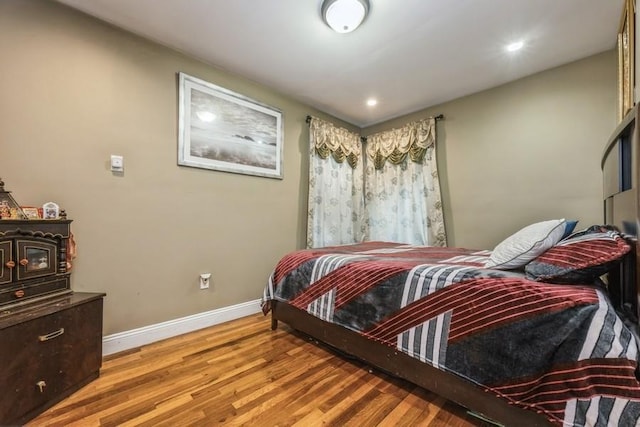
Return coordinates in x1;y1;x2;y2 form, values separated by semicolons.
602;105;639;323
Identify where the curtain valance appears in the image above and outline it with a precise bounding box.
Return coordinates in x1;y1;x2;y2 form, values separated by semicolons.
366;118;435;169
309;117;361;168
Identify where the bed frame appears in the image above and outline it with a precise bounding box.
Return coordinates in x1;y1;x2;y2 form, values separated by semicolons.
603;106;639;323
270;106;640;426
271;301;551;425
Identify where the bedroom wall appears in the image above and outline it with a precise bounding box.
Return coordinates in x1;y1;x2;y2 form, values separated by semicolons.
0;0;355;335
0;0;617;337
363;51;617;249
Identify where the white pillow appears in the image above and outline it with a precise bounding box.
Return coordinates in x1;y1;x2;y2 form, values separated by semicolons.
484;219;567;270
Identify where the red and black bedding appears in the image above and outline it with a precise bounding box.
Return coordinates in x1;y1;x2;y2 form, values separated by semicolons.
262;223;640;426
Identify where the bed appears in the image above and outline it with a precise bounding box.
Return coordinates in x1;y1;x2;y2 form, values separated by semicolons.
262;109;640;427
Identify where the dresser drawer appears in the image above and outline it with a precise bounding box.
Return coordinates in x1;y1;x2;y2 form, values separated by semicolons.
0;295;103;425
0;276;71;308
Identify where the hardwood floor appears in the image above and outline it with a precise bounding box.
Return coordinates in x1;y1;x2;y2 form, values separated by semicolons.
28;313;490;427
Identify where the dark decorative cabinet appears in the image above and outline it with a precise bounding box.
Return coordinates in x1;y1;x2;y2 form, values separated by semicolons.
0;181;105;424
0;292;105;425
0;219;73;308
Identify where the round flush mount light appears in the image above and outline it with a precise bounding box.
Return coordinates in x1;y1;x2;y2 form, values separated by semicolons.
366;98;378;107
322;0;370;34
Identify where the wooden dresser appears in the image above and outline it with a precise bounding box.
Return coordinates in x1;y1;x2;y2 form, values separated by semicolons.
0;292;105;425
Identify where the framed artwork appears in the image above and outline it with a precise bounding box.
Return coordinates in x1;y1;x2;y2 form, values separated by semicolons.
177;72;284;179
618;0;635;122
21;207;41;219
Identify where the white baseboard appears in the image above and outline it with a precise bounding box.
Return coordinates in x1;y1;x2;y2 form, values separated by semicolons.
102;299;262;356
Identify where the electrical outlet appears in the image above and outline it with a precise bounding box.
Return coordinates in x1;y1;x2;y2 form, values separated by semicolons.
199;273;211;289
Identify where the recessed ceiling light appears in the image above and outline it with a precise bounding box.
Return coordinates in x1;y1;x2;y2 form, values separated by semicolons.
506;40;524;52
366;98;378;107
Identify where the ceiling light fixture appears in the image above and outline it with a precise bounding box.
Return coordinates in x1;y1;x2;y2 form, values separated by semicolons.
366;98;378;107
506;40;524;52
321;0;369;34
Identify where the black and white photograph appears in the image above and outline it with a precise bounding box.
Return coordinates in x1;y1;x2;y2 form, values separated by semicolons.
178;72;283;179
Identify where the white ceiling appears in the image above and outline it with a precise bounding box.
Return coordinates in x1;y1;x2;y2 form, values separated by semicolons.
55;0;623;128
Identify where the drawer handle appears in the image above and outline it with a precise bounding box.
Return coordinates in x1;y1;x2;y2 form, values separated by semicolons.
5;260;15;268
38;328;65;341
19;258;28;267
36;380;46;393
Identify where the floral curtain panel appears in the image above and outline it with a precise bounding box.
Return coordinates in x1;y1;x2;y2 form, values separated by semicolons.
306;116;446;248
364;118;446;246
307;117;364;248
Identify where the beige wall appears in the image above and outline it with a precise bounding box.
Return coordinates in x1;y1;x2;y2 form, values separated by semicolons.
0;0;354;335
0;0;617;336
363;51;617;249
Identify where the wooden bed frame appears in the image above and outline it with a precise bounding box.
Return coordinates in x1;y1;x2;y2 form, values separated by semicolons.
270;106;640;426
271;301;550;425
603;106;639;323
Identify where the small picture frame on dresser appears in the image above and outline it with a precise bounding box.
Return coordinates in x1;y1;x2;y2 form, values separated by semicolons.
42;202;59;219
21;207;41;219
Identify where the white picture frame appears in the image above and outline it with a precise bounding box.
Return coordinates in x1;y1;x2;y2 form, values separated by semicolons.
177;72;284;179
42;202;59;219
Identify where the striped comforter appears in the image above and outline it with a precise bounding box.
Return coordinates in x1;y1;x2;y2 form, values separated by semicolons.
261;242;640;427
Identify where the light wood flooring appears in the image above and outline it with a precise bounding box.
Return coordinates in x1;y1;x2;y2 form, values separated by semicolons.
28;313;489;426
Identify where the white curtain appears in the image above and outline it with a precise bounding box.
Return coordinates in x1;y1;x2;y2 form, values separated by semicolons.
364;118;446;246
307;117;364;248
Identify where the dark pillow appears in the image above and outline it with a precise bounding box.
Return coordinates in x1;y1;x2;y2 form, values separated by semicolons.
525;226;632;283
562;220;579;239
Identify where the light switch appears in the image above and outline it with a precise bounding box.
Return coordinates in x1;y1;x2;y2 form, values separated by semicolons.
110;155;124;172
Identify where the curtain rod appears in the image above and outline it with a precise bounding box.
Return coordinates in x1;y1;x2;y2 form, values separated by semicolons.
305;114;445;125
